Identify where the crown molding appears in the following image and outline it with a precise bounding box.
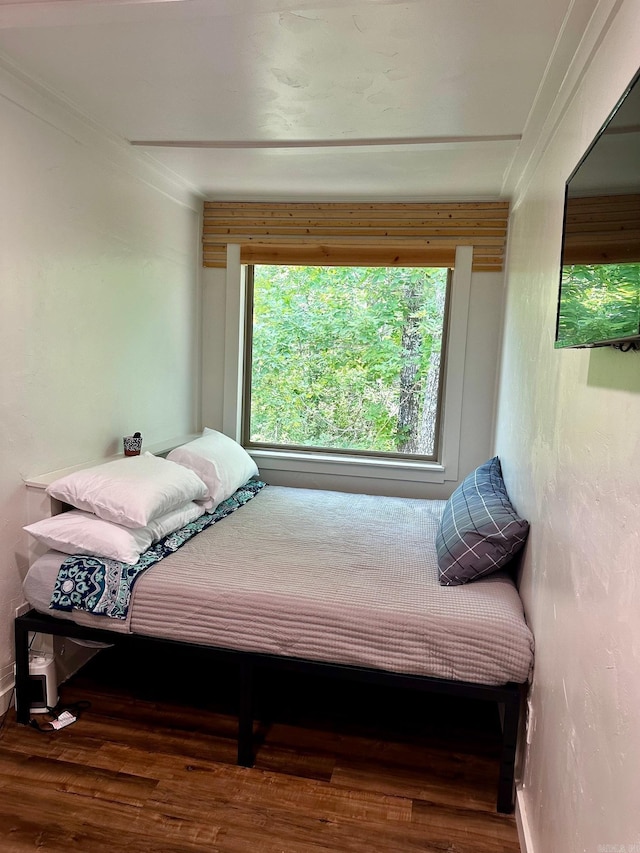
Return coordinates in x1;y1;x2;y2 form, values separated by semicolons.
0;50;204;210
502;0;624;209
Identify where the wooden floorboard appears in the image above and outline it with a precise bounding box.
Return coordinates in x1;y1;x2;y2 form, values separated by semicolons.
0;646;520;852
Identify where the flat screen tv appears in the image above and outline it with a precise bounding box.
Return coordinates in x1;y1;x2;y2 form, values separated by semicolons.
555;68;640;349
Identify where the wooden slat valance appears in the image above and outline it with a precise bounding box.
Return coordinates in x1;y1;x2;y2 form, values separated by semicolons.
563;194;640;264
202;201;510;272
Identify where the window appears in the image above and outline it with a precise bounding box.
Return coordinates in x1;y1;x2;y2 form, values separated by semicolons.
243;265;450;460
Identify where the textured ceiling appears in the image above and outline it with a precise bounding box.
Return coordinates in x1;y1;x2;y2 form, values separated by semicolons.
0;0;589;200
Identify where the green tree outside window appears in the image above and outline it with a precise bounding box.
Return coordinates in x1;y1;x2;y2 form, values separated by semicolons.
245;265;449;458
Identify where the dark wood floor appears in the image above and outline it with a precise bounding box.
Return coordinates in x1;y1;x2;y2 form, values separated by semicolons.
0;646;520;852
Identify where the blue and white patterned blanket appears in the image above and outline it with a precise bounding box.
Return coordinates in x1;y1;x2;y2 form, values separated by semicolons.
49;479;266;620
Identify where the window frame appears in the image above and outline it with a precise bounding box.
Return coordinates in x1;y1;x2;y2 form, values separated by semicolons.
221;244;473;486
241;264;452;463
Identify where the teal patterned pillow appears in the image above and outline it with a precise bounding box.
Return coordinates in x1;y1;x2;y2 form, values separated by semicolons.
436;457;529;586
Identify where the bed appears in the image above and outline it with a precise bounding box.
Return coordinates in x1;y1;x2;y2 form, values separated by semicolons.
15;434;534;814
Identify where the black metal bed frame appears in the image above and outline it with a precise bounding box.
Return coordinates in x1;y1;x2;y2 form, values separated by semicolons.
14;608;523;813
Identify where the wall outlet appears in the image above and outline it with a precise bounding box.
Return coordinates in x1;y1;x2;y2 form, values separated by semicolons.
15;603;30;618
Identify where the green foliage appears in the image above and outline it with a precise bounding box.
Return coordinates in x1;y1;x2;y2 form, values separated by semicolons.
557;262;640;347
247;265;448;455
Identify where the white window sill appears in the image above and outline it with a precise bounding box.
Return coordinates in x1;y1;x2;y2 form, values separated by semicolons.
249;447;447;484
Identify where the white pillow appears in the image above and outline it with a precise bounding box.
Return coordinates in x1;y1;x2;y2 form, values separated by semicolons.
146;500;205;541
167;428;258;510
46;452;208;529
24;510;153;565
24;501;206;566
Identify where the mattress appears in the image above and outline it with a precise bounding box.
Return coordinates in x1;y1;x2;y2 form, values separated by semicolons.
24;486;534;686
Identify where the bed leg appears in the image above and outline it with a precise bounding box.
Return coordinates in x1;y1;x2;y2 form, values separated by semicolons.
496;689;521;813
14;616;31;725
237;660;254;767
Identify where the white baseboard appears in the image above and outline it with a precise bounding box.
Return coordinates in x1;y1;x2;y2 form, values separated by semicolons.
0;681;14;716
515;786;535;853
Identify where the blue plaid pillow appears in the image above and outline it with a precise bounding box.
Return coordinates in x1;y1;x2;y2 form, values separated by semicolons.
436;457;529;586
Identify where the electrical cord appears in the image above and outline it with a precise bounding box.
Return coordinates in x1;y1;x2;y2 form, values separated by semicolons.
3;632;92;735
28;700;92;733
0;633;37;739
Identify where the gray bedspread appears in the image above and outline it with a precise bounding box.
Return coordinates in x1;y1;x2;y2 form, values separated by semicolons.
24;486;534;686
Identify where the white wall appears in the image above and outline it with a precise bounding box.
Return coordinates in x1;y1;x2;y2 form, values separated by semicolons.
0;66;201;709
201;265;504;500
495;0;640;849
